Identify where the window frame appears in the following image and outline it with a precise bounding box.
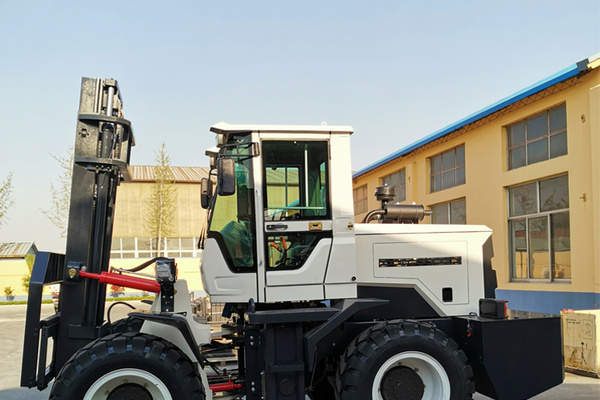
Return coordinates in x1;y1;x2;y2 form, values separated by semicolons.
207;141;257;272
380;169;406;203
430;145;465;193
507;175;570;282
110;237;201;259
430;198;466;224
506;104;567;170
353;184;369;214
262;140;331;221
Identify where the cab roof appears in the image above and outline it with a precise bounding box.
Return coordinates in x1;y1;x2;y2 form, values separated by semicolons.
210;122;354;135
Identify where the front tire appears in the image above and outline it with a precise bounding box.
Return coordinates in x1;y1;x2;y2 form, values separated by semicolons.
50;332;205;400
335;321;474;400
106;316;144;334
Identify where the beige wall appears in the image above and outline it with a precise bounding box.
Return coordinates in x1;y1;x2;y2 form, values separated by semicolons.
108;258;204;294
589;83;600;300
110;180;207;293
0;259;30;297
353;68;600;300
113;182;207;239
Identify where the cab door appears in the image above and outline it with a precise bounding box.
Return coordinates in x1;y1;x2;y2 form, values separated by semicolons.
261;140;333;301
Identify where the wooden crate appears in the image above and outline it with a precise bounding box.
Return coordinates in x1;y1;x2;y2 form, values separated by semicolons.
562;309;600;378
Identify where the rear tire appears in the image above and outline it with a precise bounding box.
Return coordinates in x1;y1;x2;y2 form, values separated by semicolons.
50;332;205;400
335;321;474;400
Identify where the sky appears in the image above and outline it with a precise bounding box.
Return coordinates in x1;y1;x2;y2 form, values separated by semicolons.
0;0;598;252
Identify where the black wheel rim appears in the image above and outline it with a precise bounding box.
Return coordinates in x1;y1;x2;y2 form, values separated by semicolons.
107;383;153;400
380;366;425;400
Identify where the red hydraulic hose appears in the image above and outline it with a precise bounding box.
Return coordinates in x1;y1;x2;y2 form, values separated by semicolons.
209;381;243;392
79;270;161;293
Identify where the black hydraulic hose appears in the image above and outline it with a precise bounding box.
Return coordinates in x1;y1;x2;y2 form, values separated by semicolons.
106;301;136;327
118;257;173;273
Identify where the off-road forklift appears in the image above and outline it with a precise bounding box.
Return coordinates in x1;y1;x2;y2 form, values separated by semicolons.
21;77;564;400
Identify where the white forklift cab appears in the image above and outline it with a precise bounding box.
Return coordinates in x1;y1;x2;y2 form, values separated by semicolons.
201;123;358;304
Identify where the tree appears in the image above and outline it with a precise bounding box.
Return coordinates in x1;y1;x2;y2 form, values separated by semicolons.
4;286;14;301
145;143;177;257
42;147;73;237
21;253;35;292
0;172;14;228
110;284;125;298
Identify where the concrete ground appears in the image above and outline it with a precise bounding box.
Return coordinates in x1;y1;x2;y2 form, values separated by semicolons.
1;302;146;400
1;303;599;400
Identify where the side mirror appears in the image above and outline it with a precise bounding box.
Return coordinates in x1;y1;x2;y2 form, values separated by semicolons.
200;178;213;209
217;158;236;196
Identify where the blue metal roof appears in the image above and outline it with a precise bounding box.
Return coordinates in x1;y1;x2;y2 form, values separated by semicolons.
353;57;591;178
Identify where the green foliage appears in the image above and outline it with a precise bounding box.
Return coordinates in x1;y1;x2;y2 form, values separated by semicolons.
0;300;29;305
145;143;177;256
0;172;14;228
42;146;73;238
21;253;35;292
105;295;155;302
4;286;14;298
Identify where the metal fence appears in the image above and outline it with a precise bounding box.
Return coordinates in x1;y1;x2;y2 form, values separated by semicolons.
191;296;230;324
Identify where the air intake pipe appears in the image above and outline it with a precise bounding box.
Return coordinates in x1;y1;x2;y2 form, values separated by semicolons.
361;185;432;224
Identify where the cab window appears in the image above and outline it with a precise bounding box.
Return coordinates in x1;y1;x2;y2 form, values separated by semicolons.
263;141;330;221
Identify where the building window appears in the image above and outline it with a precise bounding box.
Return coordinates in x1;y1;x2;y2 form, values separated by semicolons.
110;237;200;259
508;175;570;281
353;184;369;214
137;239;153;259
507;104;567;170
431;198;466;224
381;169;406;203
430;145;465;192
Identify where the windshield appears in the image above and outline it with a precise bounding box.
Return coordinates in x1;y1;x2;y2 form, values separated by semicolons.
204;135;256;271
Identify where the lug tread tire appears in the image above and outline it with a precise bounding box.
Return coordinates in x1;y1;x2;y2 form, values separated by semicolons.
107;316;144;333
335;320;474;400
50;332;205;400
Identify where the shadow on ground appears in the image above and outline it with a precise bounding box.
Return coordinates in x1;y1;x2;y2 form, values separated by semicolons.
0;387;51;400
